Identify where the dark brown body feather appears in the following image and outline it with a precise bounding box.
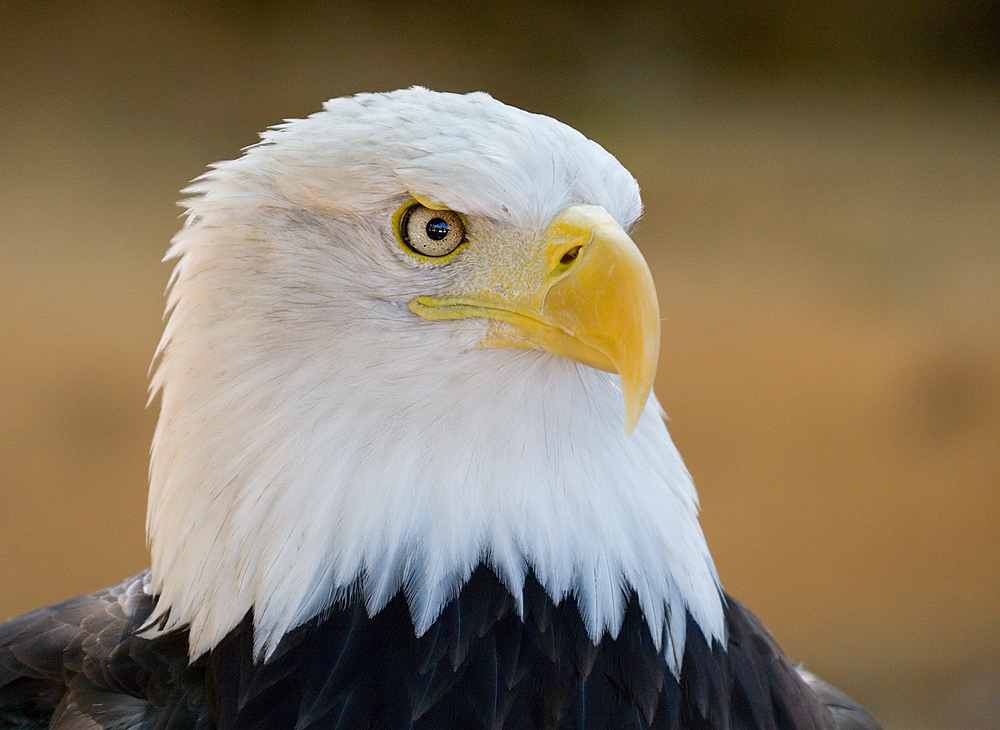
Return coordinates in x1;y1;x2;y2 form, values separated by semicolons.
0;568;879;730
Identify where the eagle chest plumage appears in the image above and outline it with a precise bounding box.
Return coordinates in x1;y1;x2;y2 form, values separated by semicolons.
0;569;831;730
197;572;831;730
0;88;881;730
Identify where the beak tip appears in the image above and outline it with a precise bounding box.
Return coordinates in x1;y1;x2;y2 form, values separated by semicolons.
622;389;648;436
621;357;657;436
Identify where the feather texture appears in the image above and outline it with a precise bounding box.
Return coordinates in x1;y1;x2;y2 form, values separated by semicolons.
1;570;879;729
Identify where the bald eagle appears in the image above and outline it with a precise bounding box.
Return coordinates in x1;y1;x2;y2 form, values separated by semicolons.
0;89;880;730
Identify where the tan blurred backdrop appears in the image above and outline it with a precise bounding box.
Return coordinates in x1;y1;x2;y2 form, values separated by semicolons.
1;2;998;729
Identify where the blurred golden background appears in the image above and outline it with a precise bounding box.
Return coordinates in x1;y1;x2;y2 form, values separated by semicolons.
1;2;998;728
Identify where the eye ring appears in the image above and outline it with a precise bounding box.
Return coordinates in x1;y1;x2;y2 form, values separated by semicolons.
396;203;467;259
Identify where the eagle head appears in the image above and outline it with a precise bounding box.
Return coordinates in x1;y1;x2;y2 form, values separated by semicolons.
145;88;723;670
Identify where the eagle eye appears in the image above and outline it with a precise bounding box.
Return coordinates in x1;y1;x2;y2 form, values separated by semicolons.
397;203;466;259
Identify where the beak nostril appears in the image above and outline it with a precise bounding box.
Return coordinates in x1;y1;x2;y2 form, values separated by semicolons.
560;245;582;266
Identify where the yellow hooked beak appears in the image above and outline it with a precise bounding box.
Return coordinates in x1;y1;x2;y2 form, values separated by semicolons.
409;204;660;434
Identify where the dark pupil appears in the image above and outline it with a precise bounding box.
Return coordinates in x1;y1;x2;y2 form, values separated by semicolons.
425;218;450;241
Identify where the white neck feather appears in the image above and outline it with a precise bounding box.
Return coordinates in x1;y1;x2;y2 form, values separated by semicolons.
146;281;723;671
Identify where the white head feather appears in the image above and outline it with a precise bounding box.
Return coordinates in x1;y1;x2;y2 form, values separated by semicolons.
145;88;724;670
